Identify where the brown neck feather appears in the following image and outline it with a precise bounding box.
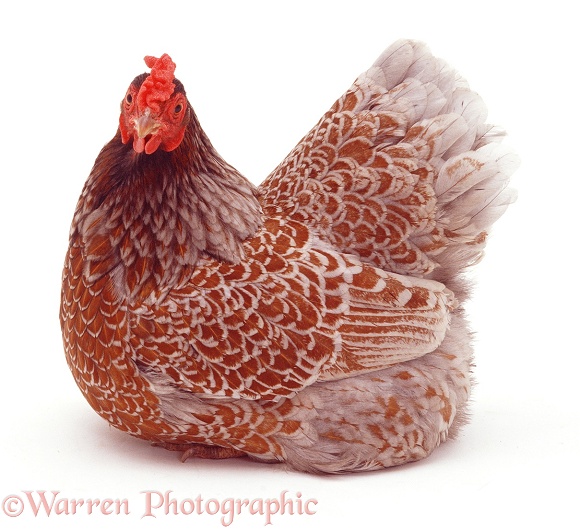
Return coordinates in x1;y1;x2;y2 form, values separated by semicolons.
71;108;262;302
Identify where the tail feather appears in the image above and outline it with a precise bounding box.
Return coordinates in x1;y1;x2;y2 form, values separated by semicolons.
369;41;518;276
437;143;518;238
261;39;517;285
405;114;469;168
428;142;518;288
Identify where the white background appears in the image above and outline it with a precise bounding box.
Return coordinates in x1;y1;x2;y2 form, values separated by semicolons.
1;1;578;527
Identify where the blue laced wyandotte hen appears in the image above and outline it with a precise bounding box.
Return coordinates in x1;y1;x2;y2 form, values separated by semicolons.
60;39;517;473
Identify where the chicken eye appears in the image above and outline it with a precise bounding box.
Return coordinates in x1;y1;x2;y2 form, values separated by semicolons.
126;93;133;104
174;103;183;113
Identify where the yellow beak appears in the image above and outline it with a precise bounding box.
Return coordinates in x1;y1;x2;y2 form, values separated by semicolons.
134;110;161;138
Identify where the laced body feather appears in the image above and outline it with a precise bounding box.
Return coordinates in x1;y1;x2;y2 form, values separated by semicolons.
61;40;516;473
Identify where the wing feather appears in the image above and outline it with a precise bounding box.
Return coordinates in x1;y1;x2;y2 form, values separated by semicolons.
130;219;454;400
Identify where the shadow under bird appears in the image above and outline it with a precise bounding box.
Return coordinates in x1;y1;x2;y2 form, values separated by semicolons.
60;40;517;473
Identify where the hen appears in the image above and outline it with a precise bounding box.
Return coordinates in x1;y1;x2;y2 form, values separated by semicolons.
60;40;517;473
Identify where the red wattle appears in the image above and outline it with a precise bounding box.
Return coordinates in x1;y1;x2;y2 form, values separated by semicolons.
134;136;145;153
145;135;163;155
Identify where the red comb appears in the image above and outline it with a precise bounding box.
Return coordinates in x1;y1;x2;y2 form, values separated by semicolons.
136;54;176;113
